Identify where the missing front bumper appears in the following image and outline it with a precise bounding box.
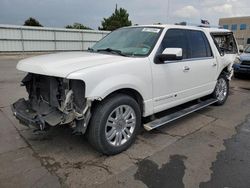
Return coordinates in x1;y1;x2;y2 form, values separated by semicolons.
12;98;64;130
12;97;92;134
12;73;90;132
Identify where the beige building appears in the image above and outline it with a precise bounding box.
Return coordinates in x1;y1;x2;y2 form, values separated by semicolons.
219;16;250;47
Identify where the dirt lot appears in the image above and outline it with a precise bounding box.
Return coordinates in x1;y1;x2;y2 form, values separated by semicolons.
0;55;250;188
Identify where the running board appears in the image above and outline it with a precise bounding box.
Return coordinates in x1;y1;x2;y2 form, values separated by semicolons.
144;98;218;131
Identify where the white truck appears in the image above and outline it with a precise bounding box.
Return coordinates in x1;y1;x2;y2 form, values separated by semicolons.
12;25;238;155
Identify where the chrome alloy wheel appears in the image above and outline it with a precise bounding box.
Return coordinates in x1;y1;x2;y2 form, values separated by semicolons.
105;105;136;147
215;78;228;102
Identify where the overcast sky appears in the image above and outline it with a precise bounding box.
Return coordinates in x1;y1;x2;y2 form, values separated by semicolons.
0;0;249;29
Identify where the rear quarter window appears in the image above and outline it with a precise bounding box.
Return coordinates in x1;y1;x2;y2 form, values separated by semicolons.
211;32;238;55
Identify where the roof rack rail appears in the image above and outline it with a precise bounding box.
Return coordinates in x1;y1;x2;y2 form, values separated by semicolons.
175;22;223;29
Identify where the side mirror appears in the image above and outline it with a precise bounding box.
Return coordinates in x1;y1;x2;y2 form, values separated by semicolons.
155;48;183;64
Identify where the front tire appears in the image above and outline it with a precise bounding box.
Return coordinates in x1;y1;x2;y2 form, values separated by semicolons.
212;74;229;106
87;94;141;155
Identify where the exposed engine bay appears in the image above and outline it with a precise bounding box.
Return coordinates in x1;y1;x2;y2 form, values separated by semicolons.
12;73;91;133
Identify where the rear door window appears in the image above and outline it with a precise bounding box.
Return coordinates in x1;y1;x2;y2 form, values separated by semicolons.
186;30;212;58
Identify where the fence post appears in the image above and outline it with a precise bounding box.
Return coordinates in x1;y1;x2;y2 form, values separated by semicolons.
81;32;84;51
54;30;57;51
20;27;25;53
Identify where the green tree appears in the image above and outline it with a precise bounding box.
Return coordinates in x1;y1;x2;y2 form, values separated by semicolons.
24;17;43;27
65;23;92;30
99;5;132;31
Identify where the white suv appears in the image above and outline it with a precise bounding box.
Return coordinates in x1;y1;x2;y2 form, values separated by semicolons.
12;25;238;155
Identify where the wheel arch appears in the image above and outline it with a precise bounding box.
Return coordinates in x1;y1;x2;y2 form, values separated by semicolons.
218;65;232;80
92;88;144;115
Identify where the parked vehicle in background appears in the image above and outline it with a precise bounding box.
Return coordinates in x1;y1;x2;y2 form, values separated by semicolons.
233;45;250;78
12;24;238;155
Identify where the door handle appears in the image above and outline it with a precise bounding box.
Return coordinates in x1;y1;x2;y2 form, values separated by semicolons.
183;66;190;72
212;62;217;66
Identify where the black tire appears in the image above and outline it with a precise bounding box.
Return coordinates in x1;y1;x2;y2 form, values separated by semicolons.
212;74;229;106
87;94;141;155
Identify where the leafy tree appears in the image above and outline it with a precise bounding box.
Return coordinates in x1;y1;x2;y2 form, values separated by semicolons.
65;23;92;30
99;5;132;31
24;17;43;27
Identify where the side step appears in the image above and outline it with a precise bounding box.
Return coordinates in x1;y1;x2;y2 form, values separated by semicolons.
144;98;218;131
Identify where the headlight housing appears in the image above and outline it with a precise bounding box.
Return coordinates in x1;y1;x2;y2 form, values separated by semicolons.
234;56;241;64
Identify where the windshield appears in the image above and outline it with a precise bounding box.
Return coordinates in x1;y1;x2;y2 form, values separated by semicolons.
244;46;250;53
91;27;162;56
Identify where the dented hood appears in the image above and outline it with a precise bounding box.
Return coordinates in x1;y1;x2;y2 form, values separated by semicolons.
17;52;130;78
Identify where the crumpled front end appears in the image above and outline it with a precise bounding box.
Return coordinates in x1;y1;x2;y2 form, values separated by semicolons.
12;73;91;133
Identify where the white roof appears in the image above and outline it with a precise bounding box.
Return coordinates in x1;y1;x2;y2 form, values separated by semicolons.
130;24;231;33
203;27;231;33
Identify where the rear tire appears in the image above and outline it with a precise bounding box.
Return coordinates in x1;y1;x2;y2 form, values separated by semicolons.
87;94;141;155
212;74;229;106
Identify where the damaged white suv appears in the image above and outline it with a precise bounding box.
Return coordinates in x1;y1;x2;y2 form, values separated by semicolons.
12;25;238;155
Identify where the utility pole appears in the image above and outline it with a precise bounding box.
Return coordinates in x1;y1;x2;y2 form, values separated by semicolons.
167;0;170;23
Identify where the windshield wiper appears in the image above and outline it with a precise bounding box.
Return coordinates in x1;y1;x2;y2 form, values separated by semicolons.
97;48;127;56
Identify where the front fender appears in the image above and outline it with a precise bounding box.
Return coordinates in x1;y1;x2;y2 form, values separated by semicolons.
66;58;153;116
86;74;146;99
66;58;153;100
